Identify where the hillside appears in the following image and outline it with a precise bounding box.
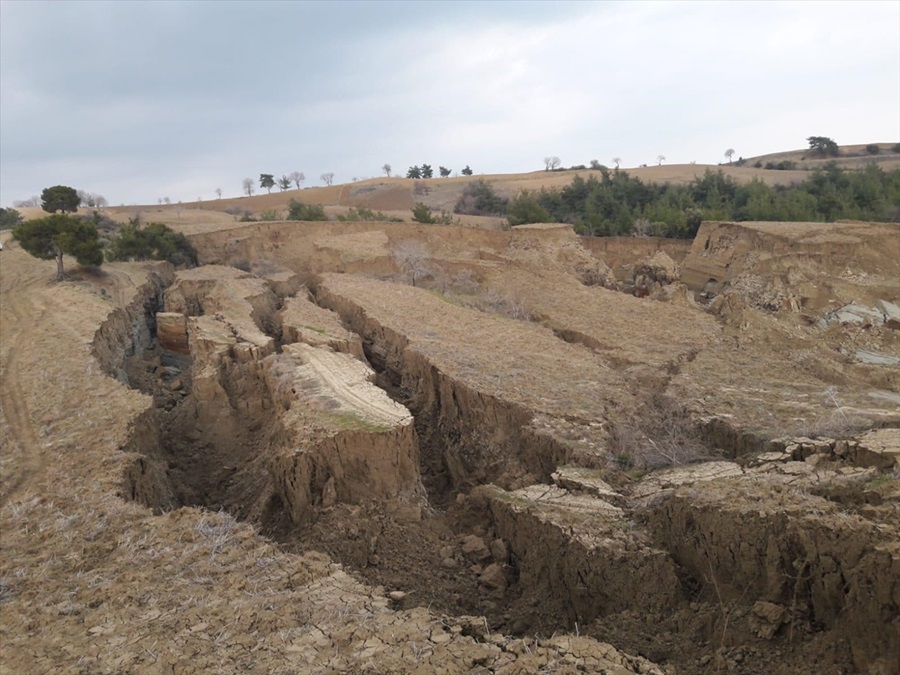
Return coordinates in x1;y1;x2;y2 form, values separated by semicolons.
2;214;898;674
91;142;898;226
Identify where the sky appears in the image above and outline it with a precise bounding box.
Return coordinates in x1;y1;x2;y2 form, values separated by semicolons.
1;0;898;207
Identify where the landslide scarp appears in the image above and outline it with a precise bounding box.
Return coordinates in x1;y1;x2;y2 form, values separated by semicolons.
92;218;900;675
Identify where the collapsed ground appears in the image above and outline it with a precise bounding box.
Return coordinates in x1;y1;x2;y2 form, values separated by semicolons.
2;219;899;674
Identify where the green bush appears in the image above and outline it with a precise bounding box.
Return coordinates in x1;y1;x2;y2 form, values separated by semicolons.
258;209;281;221
0;207;23;230
807;136;839;157
507;190;551;226
865;144;881;155
337;206;393;222
106;222;197;267
454;179;508;216
14;214;104;279
287;200;329;221
411;202;454;225
764;160;796;170
412;202;435;224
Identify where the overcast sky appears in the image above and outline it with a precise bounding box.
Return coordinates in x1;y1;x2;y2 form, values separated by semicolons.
1;0;898;207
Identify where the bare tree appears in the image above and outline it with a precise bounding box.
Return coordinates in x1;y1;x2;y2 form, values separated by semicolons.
242;178;254;197
215;188;223;199
393;240;431;287
289;171;305;189
724;148;735;164
321;172;335;186
13;196;40;208
612;157;622;169
163;197;171;205
382;163;392;177
543;156;561;171
656;155;666;166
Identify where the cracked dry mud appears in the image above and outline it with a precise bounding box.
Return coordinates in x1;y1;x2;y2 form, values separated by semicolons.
1;219;898;674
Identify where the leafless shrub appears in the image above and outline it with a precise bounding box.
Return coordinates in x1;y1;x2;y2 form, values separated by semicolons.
788;388;874;439
449;270;480;295
790;411;874;440
609;393;710;470
478;288;532;321
224;205;250;217
632;218;652;236
393;240;431;287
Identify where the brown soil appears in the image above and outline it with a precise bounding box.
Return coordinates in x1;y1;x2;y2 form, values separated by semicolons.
2;216;898;674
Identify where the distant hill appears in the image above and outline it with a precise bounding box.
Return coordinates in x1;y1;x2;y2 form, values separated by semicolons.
102;142;898;229
742;142;900;171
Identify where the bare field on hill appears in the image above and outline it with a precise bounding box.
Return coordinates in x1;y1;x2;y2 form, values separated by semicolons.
1;217;898;674
85;142;898;224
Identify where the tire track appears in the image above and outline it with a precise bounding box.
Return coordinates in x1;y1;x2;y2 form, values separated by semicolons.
0;247;49;507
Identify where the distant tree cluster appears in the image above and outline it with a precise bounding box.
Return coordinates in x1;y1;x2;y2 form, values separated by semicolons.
106;221;197;266
0;207;23;229
503;162;900;236
12;184;201;279
807;136;840;157
403;163;472;179
454;179;508;216
77;190;108;208
286;199;328;221
243;171;306;196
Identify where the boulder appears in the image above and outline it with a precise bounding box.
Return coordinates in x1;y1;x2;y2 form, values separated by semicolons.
875;299;900;330
634;251;680;285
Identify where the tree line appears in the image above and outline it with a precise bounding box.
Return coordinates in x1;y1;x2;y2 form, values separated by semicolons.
499;163;899;238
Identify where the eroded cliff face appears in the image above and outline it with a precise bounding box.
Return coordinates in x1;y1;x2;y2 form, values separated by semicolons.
682;221;900;314
89;264;176;513
105;265;422;528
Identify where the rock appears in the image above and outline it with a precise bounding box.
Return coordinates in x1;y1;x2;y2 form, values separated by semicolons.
853;350;900;366
551;466;626;507
479;563;507;591
818;303;885;328
321;476;337;508
441;557;458;570
460;535;491;562
489;539;508;564
750;601;787;639
876;299;900;329
851;429;900;471
634;251;680;285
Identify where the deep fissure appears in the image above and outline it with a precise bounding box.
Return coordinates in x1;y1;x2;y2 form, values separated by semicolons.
106;265;899;672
